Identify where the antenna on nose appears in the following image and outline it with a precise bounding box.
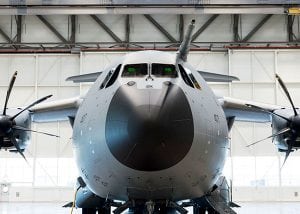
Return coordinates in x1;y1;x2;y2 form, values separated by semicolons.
176;19;195;62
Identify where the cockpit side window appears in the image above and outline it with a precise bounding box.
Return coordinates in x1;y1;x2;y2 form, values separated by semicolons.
151;63;177;78
178;64;194;88
100;70;113;90
106;64;122;88
189;73;201;90
121;63;148;77
99;64;121;90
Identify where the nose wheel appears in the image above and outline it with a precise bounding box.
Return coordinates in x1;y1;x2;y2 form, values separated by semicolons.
112;200;187;214
82;207;110;214
82;208;97;214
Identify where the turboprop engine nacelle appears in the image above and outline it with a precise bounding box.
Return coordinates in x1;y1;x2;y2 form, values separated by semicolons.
0;109;31;151
272;108;300;152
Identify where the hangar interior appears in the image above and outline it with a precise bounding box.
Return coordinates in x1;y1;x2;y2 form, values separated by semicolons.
1;0;300;213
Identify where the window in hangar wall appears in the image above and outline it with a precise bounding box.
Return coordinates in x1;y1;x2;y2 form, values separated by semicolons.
223;156;300;187
0;156;299;188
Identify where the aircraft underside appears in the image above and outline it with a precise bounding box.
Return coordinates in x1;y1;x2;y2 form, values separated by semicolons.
79;197;236;214
79;197;239;214
72;176;238;214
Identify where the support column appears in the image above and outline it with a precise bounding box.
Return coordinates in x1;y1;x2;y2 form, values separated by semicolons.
70;15;76;45
16;15;22;48
287;15;295;42
233;14;240;42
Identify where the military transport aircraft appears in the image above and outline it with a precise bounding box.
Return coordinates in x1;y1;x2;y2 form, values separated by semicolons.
0;20;299;214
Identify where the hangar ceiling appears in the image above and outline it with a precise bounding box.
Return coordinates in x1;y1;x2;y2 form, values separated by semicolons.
0;1;299;52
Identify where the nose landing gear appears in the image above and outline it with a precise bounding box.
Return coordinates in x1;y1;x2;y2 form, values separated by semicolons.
112;199;188;214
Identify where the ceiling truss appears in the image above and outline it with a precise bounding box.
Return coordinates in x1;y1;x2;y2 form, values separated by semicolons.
0;14;299;53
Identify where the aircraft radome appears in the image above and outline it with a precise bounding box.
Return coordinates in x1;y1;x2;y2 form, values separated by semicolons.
0;20;299;214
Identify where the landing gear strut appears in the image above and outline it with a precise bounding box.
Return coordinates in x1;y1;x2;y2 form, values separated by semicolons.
82;208;97;214
113;199;187;214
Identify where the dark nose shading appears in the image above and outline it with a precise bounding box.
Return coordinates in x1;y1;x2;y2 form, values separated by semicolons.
105;84;194;171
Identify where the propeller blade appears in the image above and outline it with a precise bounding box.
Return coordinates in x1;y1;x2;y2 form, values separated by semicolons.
11;95;52;120
282;144;293;168
275;74;298;116
12;125;59;138
281;133;297;168
3;71;18;115
11;136;28;163
246;127;291;147
245;103;291;122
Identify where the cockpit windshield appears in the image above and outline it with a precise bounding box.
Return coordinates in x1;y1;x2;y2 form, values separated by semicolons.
121;63;177;78
122;64;148;77
151;63;177;78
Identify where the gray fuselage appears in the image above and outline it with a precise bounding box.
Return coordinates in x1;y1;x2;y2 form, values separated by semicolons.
73;51;229;201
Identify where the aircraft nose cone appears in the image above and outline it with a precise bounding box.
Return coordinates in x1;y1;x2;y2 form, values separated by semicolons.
105;84;194;171
128;105;168;147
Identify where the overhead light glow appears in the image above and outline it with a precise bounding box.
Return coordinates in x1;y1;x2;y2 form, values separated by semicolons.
288;7;300;15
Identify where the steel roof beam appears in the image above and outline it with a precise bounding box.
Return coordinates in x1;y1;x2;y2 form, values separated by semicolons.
0;7;286;15
2;1;299;6
0;27;12;43
144;14;177;43
90;15;122;43
37;15;68;43
192;14;218;42
241;14;272;42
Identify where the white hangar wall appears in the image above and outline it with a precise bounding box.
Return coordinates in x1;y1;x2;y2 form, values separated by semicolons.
1;50;300;202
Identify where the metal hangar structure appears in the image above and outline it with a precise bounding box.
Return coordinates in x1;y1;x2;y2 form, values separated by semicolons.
0;1;299;52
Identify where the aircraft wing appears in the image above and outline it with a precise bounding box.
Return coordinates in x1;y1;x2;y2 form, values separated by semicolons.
219;96;282;123
198;71;239;82
66;72;102;83
30;96;83;123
